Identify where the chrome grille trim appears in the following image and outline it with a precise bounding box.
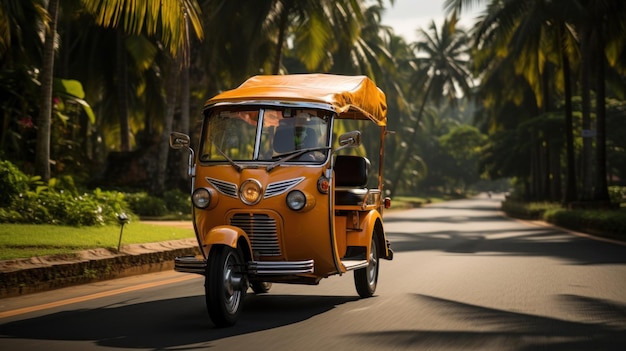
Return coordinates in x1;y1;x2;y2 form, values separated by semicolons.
206;177;237;197
264;177;305;198
230;213;281;256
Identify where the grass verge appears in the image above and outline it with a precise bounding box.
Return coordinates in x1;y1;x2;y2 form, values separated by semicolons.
502;199;626;241
0;222;195;261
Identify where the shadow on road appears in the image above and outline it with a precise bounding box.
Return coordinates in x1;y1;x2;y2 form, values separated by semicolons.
347;293;626;351
384;197;626;265
0;293;358;349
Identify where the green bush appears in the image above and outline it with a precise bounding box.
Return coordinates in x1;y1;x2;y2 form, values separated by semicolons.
608;186;625;205
126;192;168;217
0;187;133;226
0;160;134;226
501;200;561;220
544;208;626;238
0;160;33;207
163;189;191;214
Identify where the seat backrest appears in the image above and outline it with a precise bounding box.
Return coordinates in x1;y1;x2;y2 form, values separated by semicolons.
273;126;294;153
334;155;369;187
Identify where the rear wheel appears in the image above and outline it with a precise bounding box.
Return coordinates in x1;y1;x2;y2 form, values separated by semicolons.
354;232;379;298
205;245;246;327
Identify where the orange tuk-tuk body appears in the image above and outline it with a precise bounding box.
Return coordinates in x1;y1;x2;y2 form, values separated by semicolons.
170;74;393;327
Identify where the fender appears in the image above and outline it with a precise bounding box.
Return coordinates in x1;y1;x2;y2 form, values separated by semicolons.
202;225;252;258
346;210;381;247
345;210;391;259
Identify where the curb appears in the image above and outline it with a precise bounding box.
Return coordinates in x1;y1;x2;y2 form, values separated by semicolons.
0;240;201;299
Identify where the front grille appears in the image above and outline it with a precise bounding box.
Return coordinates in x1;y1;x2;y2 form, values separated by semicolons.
230;213;281;256
265;177;304;198
206;177;238;197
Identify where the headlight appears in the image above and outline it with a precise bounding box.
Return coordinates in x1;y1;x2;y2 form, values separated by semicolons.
192;188;211;209
240;179;262;205
286;190;306;211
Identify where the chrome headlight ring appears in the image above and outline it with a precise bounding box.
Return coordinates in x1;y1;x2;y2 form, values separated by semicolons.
240;179;263;205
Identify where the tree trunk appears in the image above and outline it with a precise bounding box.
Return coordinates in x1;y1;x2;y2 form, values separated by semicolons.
155;56;180;194
35;0;60;182
580;27;593;201
271;0;293;74
561;48;577;203
388;80;434;196
116;29;131;151
593;28;609;202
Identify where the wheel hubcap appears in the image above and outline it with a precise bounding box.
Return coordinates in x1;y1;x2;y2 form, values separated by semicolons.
223;251;243;313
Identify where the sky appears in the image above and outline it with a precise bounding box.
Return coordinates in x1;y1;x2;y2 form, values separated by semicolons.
380;0;485;43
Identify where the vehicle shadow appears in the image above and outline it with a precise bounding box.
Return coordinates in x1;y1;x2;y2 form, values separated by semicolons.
0;293;358;349
346;293;626;351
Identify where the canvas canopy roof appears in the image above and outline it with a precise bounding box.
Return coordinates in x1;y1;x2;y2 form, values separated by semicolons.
204;74;387;126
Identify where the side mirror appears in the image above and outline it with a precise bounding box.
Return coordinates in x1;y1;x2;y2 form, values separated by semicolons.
170;132;191;150
169;132;195;178
338;131;361;148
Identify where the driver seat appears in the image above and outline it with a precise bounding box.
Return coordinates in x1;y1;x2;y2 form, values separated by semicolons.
334;155;370;205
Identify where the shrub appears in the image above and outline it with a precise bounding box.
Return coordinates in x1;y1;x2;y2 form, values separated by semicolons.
0;160;32;207
163;189;191;214
0;161;134;226
125;192;168;217
544;208;626;238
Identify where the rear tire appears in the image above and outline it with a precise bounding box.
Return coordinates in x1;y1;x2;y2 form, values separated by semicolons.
354;232;379;298
205;245;246;327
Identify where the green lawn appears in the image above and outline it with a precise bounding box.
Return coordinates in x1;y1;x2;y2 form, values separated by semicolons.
0;222;195;260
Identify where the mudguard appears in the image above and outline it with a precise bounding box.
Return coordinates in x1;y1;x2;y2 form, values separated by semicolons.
346;210;390;258
202;225;252;258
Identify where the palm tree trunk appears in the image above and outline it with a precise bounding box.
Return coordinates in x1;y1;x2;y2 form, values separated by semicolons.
271;0;293;74
593;29;609;202
155;56;180;194
561;48;577;203
580;27;593;201
35;0;60;182
116;29;131;151
388;80;434;196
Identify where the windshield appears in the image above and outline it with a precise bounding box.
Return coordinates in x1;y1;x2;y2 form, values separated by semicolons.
199;107;331;164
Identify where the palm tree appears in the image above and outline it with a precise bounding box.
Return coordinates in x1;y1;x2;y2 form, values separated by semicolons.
448;0;580;202
575;0;626;203
388;16;473;196
34;0;60;182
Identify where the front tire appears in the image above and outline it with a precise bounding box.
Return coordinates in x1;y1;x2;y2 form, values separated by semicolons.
354;232;379;298
205;245;246;327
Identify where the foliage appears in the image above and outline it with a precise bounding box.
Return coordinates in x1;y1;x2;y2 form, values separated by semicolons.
501;199;562;220
544;208;626;239
162;189;191;214
0;159;33;207
125;192;168;217
124;189;190;218
608;186;626;205
0;160;133;226
502;198;626;240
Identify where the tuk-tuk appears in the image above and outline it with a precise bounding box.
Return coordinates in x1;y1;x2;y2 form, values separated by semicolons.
170;74;393;327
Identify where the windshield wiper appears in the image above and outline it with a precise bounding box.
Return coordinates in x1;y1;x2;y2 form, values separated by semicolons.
266;147;330;172
216;146;244;172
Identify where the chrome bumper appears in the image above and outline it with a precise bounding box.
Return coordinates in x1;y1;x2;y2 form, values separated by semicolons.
174;256;206;274
174;256;314;275
248;260;314;275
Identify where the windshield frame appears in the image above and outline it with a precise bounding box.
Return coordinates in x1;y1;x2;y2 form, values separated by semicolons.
198;102;334;167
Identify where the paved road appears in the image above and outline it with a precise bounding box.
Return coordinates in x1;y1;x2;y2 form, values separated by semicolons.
1;194;625;350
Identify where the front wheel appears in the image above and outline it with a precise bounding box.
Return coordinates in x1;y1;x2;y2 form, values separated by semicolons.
205;245;247;327
354;232;379;298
